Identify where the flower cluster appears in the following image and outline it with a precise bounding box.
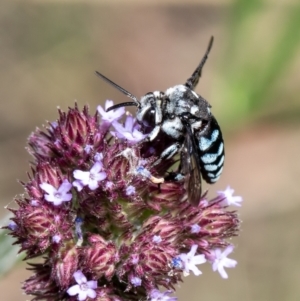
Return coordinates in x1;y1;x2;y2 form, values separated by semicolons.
6;101;241;301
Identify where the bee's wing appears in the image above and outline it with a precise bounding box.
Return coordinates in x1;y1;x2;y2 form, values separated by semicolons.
180;123;202;206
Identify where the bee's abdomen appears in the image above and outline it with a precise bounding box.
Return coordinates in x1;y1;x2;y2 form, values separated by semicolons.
198;117;224;184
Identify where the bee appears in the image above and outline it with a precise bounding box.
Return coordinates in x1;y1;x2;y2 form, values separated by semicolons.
95;37;224;206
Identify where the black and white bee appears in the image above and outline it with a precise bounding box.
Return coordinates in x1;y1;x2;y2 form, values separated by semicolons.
95;37;224;206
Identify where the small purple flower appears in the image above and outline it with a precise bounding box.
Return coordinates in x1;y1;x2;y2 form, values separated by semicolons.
105;181;114;189
30;199;39;206
75;217;84;241
52;234;61;243
131;254;139;265
126;185;135;196
209;245;237;279
84;144;93;154
111;115;146;144
190;224;201;234
97;100;125;123
8;221;18;231
73;162;107;191
94;152;103;161
179;245;206;276
131;276;142;287
40;179;72;206
135;166;151;178
67;270;97;301
218;186;243;207
152;235;162;244
149;289;177;301
171;257;183;269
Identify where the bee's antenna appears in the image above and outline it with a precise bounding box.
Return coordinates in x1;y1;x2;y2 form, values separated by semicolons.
95;71;140;111
185;36;214;90
105;101;138;112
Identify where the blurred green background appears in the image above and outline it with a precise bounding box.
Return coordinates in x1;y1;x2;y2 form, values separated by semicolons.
0;0;300;300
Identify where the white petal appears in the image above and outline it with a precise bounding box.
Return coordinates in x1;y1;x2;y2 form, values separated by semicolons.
78;290;88;301
105;100;114;110
67;284;80;296
87;280;98;289
40;183;56;195
58;179;72;194
122;132;135;140
88;180;99;191
73;170;90;184
189;265;202;276
87;288;97;299
111;121;126;137
63;193;73;201
90;162;102;173
97;105;105;115
222;245;234;257
73;270;87;284
223;258;237;268
192;254;206;265
189;245;198;257
217;265;228;279
73;180;84;191
44;194;57;203
51;198;64;206
94;172;107;182
124;116;134;131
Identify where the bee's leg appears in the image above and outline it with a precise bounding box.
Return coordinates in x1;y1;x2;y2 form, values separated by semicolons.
153;143;181;166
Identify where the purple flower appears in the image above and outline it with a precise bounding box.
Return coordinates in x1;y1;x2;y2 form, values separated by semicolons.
135;166;151;178
73;162;107;191
130;276;142;287
52;234;61;243
105;181;114;189
84;144;93;154
131;254;139;264
97;100;125;123
126;185;135;196
179;245;206;276
9;104;241;300
8;221;18;231
39;179;72;206
94;152;103;161
209;245;237;279
218;186;243;207
171;257;183;269
152;235;162;244
67;270;97;300
30;199;39;206
149;289;177;301
190;224;201;234
111;115;146;144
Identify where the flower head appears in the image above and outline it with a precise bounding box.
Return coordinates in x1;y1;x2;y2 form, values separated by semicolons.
67;270;97;301
7;104;241;301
